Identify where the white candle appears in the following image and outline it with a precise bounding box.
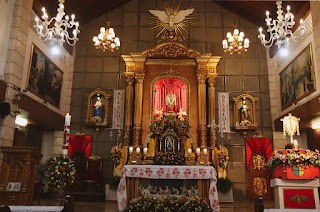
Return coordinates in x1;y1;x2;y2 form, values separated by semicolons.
65;113;71;126
188;147;192;155
196;148;200;155
143;147;148;155
136;147;141;154
203;148;208;155
129;146;133;154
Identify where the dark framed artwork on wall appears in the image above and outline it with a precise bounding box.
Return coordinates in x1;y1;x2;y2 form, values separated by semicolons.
26;44;63;108
280;44;316;110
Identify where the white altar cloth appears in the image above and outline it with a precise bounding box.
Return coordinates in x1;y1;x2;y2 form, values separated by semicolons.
117;165;219;211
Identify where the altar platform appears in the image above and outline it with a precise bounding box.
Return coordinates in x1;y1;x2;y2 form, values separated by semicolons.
117;165;219;212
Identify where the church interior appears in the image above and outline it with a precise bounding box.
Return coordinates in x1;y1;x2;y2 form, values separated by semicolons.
1;0;320;211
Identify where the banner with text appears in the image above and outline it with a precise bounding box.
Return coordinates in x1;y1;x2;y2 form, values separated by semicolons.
218;92;230;133
112;90;125;129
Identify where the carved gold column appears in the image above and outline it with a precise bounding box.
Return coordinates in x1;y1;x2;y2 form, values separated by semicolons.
124;74;135;146
197;73;207;147
208;77;216;149
133;72;145;146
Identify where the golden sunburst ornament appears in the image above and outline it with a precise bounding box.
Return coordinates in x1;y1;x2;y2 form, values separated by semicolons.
149;0;196;40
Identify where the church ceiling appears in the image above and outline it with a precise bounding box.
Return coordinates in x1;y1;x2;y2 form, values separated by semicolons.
32;0;310;57
33;1;310;27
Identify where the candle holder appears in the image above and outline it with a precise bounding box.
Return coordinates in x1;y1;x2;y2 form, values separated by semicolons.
197;147;210;166
128;146;142;165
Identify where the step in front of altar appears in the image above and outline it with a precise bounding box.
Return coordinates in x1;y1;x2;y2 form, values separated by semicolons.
68;192;105;202
8;206;64;212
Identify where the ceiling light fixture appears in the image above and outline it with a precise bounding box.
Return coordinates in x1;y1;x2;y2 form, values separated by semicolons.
34;0;80;46
222;26;249;55
93;22;120;52
258;1;305;49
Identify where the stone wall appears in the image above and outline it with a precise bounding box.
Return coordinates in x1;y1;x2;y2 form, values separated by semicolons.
70;0;272;200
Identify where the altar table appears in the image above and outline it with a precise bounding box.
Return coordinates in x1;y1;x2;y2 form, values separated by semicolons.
117;165;219;211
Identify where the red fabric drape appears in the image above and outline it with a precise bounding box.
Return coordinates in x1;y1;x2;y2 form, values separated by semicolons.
68;135;92;158
154;78;187;114
246;138;272;170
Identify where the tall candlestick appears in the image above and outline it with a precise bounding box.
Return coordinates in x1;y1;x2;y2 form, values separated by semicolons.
188;147;192;155
63;113;71;156
65;113;71;126
129;146;133;154
143;147;148;155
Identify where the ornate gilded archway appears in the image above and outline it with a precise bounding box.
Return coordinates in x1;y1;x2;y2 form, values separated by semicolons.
122;41;220;148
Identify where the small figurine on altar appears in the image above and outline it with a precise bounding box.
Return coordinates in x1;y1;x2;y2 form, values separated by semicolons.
155;107;164;121
177;108;186;121
184;138;195;157
111;142;127;177
166;91;176;110
146;137;156;157
214;143;229;179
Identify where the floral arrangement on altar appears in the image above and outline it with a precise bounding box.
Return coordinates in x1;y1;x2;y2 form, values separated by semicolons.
125;196;209;212
153;152;185;165
150;116;190;136
46;155;76;198
267;149;320;169
111;146;122;167
217;151;229;169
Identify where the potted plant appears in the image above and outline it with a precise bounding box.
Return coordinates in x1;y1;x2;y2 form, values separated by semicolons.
217;177;233;202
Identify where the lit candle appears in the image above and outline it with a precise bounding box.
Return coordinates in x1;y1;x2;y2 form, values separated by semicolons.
188;147;192;155
129;146;133;154
143;147;148;155
65;113;71;126
136;147;141;154
196;148;200;155
203;148;208;155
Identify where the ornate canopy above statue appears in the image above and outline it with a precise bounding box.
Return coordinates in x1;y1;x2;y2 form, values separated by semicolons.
122;40;221;150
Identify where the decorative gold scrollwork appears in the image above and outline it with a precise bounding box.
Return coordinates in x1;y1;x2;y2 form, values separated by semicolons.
252;154;265;170
253;177;267;196
289;194;309;204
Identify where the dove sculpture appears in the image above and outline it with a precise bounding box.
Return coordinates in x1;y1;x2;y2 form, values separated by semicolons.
149;8;194;31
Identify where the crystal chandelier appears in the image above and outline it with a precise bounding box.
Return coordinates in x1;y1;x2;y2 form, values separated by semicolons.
93;22;120;52
34;0;80;46
281;113;300;144
222;27;249;55
258;1;305;49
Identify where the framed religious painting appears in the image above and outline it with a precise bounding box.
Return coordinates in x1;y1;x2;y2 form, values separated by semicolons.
280;44;316;110
233;93;258;134
26;44;63;108
86;88;111;130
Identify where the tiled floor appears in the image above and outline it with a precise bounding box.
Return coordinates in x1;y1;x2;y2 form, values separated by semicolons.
74;200;275;212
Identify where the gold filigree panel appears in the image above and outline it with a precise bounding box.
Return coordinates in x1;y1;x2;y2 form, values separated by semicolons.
253;177;267;196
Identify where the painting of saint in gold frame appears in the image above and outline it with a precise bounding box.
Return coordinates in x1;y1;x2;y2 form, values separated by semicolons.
233;93;258;131
86;88;111;126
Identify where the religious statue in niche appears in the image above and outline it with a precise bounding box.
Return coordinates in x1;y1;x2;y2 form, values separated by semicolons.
86;88;111;129
166;92;176;111
233;93;258;134
239;100;251;126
